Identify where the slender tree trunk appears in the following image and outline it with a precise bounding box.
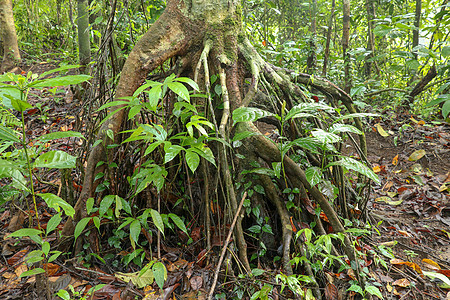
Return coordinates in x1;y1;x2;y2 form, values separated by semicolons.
365;0;376;77
77;0;90;70
412;0;421;59
342;0;351;93
322;0;335;77
0;0;21;72
307;0;317;74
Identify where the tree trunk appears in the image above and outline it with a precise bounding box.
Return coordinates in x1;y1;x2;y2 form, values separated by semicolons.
412;0;421;59
342;0;351;93
364;0;376;77
62;0;369;294
307;0;317;74
322;0;335;77
77;0;90;70
0;0;21;73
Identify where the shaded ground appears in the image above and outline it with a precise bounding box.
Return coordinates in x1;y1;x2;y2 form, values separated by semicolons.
0;63;449;299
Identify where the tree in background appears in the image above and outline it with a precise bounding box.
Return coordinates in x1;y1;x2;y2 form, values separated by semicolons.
0;0;20;72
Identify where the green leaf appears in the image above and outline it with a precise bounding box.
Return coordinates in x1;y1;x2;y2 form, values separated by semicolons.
334;113;378;122
151;209;164;236
190;145;216;166
56;289;71;300
305;167;322;186
99;195;115;217
185;150;200;173
168;81;190;101
0;125;21;143
248;225;261;233
251;268;265;276
311;129;341;144
441;46;450;57
164;144;184;163
115;269;154;289
152;262;167;291
175;77;199;91
39;65;81;78
374;24;393;36
19;268;45;278
29;75;92;88
329;124;363;135
74;217;91;242
168;213;188;235
46;213;62;235
34;151;76;169
39;193;75;218
42;241;50;256
365;285;384;299
232;131;259;142
232;107;274;123
10;97;32;112
145;86;162;111
327;157;379;183
422;271;450;288
347;284;363;295
86;197;94;215
8;228;42;238
406;59;420;71
425;94;450;107
443;99;450;119
36;131;84;143
129;219;141;248
285;102;334;121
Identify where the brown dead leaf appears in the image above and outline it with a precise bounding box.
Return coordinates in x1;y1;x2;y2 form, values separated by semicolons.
386;283;393;292
190;276;203;291
14;262;27;277
324;283;339;300
422;259;441;270
392;278;410;288
43;263;60;276
373;165;382;173
7;247;30;265
390;259;422;274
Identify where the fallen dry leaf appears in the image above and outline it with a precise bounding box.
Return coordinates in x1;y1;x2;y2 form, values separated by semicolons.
408;149;426;161
392;154;399;166
375;124;389;137
392;278;410;288
422;258;441;270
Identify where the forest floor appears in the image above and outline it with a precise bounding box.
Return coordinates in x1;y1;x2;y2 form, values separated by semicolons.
0;63;449;299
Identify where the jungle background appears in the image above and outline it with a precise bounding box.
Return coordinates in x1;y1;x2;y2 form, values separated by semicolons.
0;0;449;299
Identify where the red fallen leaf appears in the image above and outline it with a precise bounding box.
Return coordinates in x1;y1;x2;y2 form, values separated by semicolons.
324;283;339;300
397;186;408;194
7;247;30;265
43;263;60;276
437;270;450;277
98;275;117;283
26;108;39;116
190;227;201;242
319;212;329;223
196;249;207;267
425;136;433;139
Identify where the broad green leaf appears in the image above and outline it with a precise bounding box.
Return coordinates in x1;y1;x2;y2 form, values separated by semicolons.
175;77;199;91
115;195;123;218
10;97;32;112
251;268;265;276
130;219;141;248
0;125;21;143
39;193;75;218
305;167;322;186
37;131;84;143
42;241;50;256
285;102;334;121
406;59;420;71
311;129;341;144
115;269;154;289
190;146;216;166
56;289;71;300
241;167;276;176
40;65;81;78
168;213;188;235
29;75;92;88
443;99;450;119
426;94;450;107
327;157;379;183
289;137;321;153
334;113;378;122
74;217;91;242
374;24;393;36
152;262;167;291
422;271;450;288
442;46;450;57
232;131;259;141
34;151;76;169
86;197;95;215
168;81;190;101
330;124;363;135
99;195;115;217
8;228;42;238
248;225;261;233
145;86;162;111
19;268;45;278
185;150;200;173
365;286;383;299
46;213;62;235
151;209;164;236
164;144;184;163
144;141;164;156
232;107;274;123
97;100;131;111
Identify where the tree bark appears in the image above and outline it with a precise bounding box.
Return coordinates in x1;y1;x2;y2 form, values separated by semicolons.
364;0;376;77
412;0;421;59
322;0;335;77
0;0;21;73
342;0;351;93
77;0;90;69
307;0;317;74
